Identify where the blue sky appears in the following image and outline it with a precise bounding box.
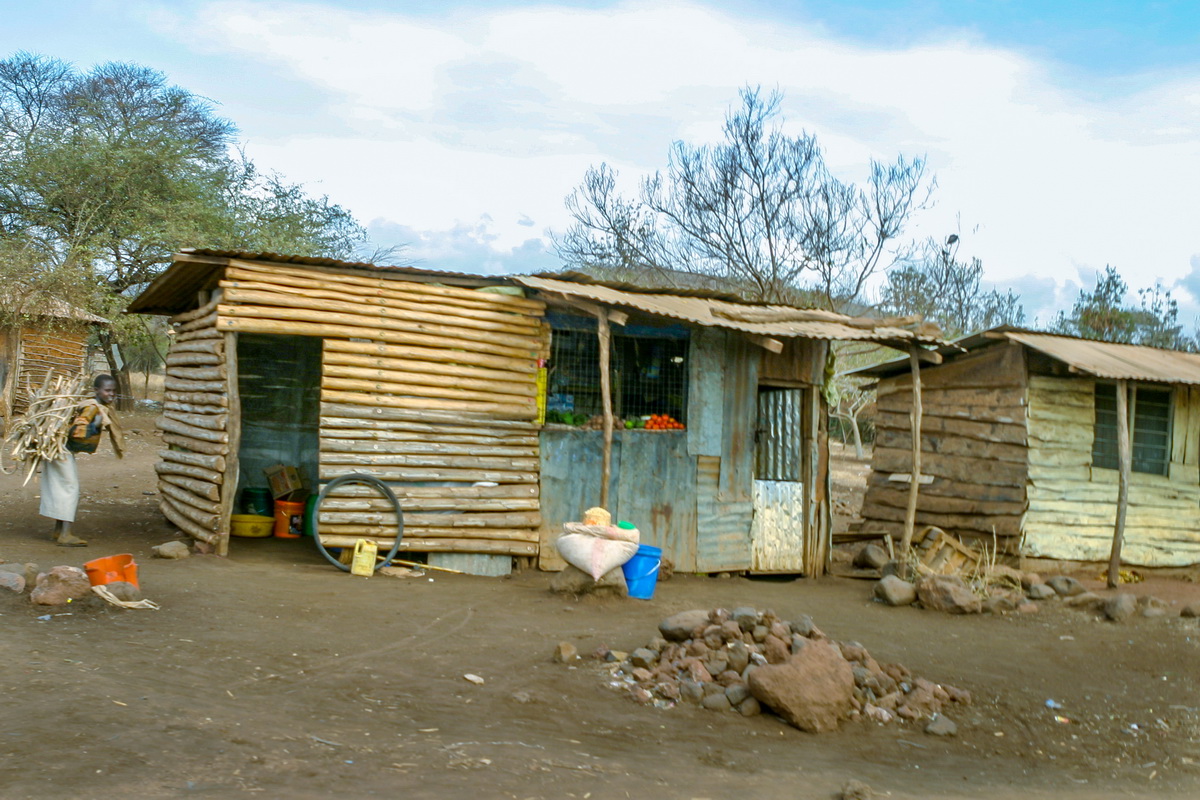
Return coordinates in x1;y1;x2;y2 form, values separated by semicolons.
3;0;1199;323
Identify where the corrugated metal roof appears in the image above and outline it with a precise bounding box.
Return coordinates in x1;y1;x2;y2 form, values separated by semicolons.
179;249;500;282
513;275;946;344
1005;330;1200;385
853;325;1200;385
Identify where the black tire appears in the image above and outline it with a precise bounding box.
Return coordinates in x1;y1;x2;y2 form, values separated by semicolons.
310;473;404;572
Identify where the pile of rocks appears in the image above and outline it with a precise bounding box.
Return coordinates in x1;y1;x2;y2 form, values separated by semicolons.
0;562;141;606
594;606;971;734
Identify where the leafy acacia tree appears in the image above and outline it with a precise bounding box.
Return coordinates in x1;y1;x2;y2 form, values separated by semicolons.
0;52;371;405
879;236;1024;337
1052;266;1190;350
556;87;931;308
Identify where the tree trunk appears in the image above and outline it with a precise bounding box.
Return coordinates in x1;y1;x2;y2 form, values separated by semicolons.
848;412;865;460
900;346;923;555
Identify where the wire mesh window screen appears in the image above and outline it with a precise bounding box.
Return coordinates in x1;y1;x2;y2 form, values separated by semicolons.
548;327;689;422
1092;383;1171;476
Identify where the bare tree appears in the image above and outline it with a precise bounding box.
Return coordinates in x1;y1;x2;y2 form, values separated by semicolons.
556;87;931;308
830;379;871;459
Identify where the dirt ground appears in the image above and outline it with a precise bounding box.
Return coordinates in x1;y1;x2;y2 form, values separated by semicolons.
3;416;1200;799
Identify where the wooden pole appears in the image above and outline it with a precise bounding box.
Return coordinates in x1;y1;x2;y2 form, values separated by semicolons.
900;345;924;555
597;312;614;509
216;331;240;557
1108;379;1131;588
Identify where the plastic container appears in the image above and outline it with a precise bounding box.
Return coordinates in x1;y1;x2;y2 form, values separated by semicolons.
84;554;139;589
303;494;319;536
241;488;273;517
621;544;662;600
274;499;306;538
350;539;378;577
231;514;275;538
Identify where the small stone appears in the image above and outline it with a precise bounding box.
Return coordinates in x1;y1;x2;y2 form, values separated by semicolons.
702;624;725;649
1138;594;1168;610
789;614;817;637
942;685;972;705
1065;591;1103;609
646;636;668;652
552;641;578;663
704;653;729;677
1046;575;1086;597
983;594;1019;615
790;634;808;654
1026;583;1056;600
630;648;657;669
924;714;958;736
463;673;485;685
1016;602;1038;614
769;621;791;641
725;683;751;706
152;541;190;559
731;606;759;631
658;609;711;641
655;680;681;701
736;696;761;716
751;624;769;643
762;634;790;664
851;665;874;689
105;581;141;602
1104;594;1137;621
880;559;913;581
715;669;742;687
0;562;39;589
1180;602;1200;618
840;779;875;800
686;640;709;658
679;679;704;704
702;681;725;697
631;687;653;704
727;641;750;673
510;691;533;704
874;575;917;606
701;693;732;712
854;543;888;570
720;620;742;642
1141;606;1169;619
1020;572;1044;591
30;566;92;606
0;572;24;593
708;607;731;624
630;667;654;683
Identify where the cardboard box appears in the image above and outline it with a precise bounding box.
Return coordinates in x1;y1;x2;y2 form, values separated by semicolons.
264;464;303;499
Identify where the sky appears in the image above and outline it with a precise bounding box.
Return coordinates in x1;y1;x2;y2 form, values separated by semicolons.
3;0;1200;324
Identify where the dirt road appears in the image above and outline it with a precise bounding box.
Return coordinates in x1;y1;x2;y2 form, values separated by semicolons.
2;417;1199;799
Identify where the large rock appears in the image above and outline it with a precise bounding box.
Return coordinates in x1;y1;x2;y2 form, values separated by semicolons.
30;566;92;606
748;639;855;732
854;544;888;570
916;575;982;614
0;562;39;589
874;575;917;606
549;565;628;598
1104;594;1138;622
1046;575;1086;597
658;609;711;641
0;572;24;593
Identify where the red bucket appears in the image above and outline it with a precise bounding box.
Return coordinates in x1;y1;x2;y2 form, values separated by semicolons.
83;554;139;589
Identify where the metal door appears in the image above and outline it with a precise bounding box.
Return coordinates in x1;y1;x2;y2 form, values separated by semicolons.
752;388;807;571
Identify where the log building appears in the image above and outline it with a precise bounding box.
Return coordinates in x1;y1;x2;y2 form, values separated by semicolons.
1;296;108;424
128;250;942;575
856;327;1200;566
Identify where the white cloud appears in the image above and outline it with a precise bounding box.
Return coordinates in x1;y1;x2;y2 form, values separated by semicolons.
156;0;1200;298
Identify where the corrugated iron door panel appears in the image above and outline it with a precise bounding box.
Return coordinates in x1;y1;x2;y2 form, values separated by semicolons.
695;455;752;571
752;480;807;571
756;389;804;481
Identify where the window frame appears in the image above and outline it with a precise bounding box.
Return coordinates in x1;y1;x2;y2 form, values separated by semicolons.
1091;381;1173;477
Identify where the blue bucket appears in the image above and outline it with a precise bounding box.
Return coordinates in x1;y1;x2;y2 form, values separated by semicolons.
622;544;663;600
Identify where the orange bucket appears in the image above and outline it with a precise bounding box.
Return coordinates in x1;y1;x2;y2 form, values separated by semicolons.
274;499;306;539
83;554;139;589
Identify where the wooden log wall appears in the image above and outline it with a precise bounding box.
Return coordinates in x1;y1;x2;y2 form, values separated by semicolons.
858;343;1029;547
216;260;546;558
1023;375;1200;566
156;293;230;547
11;324;90;414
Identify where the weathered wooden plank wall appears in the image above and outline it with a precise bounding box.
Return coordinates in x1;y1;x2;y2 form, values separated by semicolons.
1024;375;1200;566
211;260;546;558
859;343;1029;546
156;292;230;547
9;324;90;415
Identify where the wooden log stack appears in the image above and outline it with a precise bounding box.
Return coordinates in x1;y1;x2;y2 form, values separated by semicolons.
216;260;547;558
156;293;232;547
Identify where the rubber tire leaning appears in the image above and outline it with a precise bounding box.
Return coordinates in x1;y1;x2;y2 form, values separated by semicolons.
310;473;404;573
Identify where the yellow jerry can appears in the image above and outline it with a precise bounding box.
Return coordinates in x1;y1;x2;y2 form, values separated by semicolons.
350;538;378;577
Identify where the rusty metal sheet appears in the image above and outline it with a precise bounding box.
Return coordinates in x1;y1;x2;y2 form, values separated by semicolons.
696;455;753;571
756;389;804;481
751;480;807;572
513;276;947;345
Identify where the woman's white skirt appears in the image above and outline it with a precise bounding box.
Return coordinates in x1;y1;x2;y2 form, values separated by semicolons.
39;453;79;523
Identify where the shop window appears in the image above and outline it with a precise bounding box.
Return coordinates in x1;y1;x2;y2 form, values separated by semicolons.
1092;383;1171;476
547;321;688;425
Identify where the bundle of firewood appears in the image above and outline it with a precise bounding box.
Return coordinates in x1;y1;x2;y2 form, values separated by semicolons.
1;372;91;484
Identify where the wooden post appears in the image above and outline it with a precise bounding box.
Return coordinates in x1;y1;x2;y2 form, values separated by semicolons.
596;312;614;509
216;331;239;557
1108;379;1131;588
900;345;923;555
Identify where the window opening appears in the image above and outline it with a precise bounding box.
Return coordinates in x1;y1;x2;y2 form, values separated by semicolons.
1092;383;1171;476
547;325;688;426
